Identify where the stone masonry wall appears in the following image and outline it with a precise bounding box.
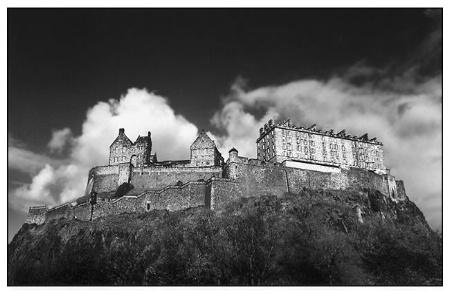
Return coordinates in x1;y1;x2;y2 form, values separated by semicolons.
25;206;47;225
27;160;402;225
208;178;243;210
143;181;208;211
131;166;222;191
93;174;119;193
46;203;71;221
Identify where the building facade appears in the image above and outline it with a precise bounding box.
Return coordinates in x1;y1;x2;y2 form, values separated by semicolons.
189;129;224;167
109;128;157;167
256;119;386;174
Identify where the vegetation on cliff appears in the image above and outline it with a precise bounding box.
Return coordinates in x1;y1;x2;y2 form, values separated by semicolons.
8;189;442;286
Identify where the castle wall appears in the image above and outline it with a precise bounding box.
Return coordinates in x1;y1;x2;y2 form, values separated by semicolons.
208;178;243;210
93;196;146;219
93;174;119;193
70;203;91;221
25;206;47;225
130;166;222;190
142;181;208;211
286;167;333;192
27;158;403;225
91;165;119;176
225;162;288;199
46;203;71;221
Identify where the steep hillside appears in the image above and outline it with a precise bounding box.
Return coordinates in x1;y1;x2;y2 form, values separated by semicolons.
8;189;442;286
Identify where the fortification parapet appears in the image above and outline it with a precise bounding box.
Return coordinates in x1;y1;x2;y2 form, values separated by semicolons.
26;205;48;225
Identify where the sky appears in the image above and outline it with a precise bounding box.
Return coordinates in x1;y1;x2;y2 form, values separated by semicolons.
7;8;442;241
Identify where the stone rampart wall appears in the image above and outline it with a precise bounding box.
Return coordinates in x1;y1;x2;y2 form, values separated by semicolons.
91;165;119;176
93;196;146;219
27;161;403;225
69;203;91;221
93;174;119;193
131;167;222;190
46;203;71;221
208;178;243;210
143;181;208;211
25;206;47;225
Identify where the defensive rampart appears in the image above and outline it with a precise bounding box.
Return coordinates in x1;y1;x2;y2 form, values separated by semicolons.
26;160;405;224
131;166;222;191
25;206;48;225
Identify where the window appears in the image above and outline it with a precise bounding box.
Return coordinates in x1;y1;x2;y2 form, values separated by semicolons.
123;147;127;152
147;203;150;211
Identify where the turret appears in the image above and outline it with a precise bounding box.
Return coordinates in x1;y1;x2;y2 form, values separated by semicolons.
229;147;238;163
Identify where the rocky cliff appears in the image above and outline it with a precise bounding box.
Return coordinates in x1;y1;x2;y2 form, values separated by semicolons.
8;189;442;286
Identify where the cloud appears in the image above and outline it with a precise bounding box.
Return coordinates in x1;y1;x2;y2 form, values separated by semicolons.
8;136;61;175
9;88;198;212
48;128;74;154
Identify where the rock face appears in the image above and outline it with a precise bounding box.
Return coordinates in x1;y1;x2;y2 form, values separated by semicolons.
8;189;442;286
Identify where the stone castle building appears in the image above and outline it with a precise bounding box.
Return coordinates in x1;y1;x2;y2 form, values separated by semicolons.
26;118;406;225
257;119;386;174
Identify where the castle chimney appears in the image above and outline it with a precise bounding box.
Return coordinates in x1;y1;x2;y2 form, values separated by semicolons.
148;131;151;138
259;127;264;134
119;128;125;135
268;119;273;126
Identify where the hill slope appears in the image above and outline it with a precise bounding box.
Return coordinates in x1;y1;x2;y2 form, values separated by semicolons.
8;189;442;285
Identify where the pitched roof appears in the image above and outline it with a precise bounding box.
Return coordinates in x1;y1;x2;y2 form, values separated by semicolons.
110;132;133;147
190;129;216;149
135;135;150;143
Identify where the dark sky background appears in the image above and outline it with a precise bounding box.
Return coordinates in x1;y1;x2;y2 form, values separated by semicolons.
8;9;442;241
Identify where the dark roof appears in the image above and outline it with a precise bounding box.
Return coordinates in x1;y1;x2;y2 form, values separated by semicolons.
135;135;150;143
229;147;238;153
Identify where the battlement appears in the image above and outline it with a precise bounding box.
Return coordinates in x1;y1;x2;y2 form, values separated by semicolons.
257;118;381;145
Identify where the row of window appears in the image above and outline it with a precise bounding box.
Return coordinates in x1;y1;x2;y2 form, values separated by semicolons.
113;156;127;162
114;145;146;153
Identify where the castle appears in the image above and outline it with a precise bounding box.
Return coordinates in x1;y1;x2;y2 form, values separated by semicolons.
26;119;406;225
